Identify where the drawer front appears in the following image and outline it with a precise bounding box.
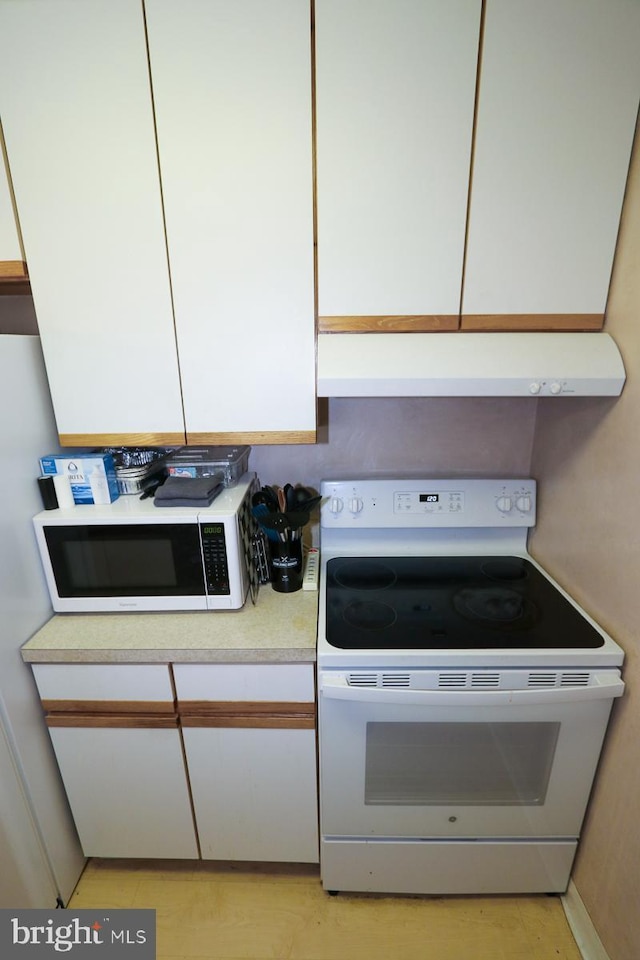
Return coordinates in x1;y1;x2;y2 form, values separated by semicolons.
32;663;174;704
173;663;315;702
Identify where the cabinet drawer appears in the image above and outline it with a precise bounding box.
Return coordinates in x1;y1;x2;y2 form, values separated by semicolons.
173;663;315;703
32;663;174;710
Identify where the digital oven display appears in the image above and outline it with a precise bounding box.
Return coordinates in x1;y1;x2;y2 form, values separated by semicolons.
419;494;440;503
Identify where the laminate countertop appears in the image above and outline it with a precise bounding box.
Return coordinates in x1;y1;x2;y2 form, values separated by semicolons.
21;588;318;665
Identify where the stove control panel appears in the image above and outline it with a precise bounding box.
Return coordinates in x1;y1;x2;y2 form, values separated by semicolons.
394;490;465;514
321;478;537;528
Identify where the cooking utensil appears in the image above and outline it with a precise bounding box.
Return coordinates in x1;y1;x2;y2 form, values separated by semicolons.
299;494;322;511
252;504;281;542
139;474;167;500
252;490;275;511
287;510;310;540
259;511;291;543
264;485;280;511
284;483;296;511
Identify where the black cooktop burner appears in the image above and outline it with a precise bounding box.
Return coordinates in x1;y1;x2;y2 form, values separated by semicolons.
325;556;604;650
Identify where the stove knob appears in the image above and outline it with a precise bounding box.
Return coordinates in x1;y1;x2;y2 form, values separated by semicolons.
516;494;532;513
528;381;541;395
348;497;363;515
329;496;344;515
496;495;513;513
550;381;563;395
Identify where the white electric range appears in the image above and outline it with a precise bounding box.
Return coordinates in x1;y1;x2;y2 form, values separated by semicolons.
316;477;624;896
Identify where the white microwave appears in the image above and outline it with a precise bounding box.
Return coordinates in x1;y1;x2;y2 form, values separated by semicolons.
33;473;257;612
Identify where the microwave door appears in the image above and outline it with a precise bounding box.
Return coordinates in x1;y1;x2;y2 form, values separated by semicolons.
41;522;208;612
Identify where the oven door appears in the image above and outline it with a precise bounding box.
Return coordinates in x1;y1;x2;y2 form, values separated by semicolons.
318;670;623;840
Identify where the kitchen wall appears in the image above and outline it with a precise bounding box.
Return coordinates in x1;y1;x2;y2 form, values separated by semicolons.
250;396;537;493
0;294;38;334
529;135;640;960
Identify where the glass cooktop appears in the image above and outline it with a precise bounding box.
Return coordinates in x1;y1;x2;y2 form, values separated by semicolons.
324;556;604;650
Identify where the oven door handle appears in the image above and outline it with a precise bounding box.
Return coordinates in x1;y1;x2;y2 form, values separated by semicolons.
319;672;624;706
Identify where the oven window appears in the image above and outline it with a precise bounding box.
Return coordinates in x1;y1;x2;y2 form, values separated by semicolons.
365;721;560;806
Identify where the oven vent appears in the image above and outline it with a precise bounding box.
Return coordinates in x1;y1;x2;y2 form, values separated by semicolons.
346;673;412;688
527;671;591;688
527;672;558;688
438;673;467;690
437;673;467;688
347;673;379;687
381;673;411;688
560;672;591;687
437;672;501;689
470;673;501;688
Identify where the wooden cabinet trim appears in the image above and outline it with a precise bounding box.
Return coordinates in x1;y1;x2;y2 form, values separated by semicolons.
461;314;604;331
186;430;317;446
58;432;186;448
43;698;317;729
179;700;315;730
60;430;316;446
320;315;605;333
41;699;175;716
0;260;28;278
319;316;460;333
179;700;315;717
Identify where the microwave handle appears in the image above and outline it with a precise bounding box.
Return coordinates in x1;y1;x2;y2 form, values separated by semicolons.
319;672;624;706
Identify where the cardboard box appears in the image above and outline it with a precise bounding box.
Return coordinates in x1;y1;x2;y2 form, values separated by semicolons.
39;453;120;504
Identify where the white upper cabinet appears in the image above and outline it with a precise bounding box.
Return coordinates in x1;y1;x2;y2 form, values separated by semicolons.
314;0;481;330
0;136;25;275
145;0;316;443
0;0;184;443
462;0;640;329
0;0;315;445
3;0;638;433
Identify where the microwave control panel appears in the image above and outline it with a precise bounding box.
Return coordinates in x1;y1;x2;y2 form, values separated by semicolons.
200;523;230;595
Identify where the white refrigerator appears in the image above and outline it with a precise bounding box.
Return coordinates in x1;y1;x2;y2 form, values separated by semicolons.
0;334;85;906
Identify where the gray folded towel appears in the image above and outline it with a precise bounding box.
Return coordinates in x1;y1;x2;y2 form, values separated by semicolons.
154;475;224;507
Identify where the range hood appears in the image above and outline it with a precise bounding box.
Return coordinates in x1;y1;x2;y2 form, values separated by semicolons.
317;332;626;398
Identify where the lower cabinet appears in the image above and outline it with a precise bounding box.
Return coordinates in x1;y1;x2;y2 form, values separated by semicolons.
45;725;199;860
174;664;319;864
32;664;198;859
181;726;318;863
32;662;319;863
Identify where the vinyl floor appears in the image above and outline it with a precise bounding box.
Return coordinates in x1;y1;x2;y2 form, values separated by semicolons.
68;859;584;960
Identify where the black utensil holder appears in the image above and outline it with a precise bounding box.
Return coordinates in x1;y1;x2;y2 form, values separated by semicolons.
268;538;303;593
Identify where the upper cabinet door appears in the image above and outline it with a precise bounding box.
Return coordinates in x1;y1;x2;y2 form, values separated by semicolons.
463;0;640;330
315;0;481;331
146;0;316;443
0;133;26;279
0;0;185;445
